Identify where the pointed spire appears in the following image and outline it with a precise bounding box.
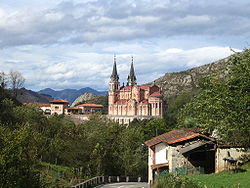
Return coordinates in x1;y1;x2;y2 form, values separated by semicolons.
127;56;137;86
110;54;119;81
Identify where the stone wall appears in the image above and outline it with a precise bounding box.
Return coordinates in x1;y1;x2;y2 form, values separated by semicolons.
215;148;249;173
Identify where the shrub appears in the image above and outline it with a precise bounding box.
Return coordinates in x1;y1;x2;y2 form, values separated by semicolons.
154;174;202;188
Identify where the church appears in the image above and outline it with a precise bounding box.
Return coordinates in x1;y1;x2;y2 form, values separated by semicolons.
108;56;165;124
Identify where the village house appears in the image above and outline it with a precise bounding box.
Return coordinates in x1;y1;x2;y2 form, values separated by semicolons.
37;100;104;116
145;128;249;184
108;56;165;124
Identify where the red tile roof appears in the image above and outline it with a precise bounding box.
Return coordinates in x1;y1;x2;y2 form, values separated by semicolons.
120;86;132;90
78;103;104;107
37;103;51;107
145;128;205;147
150;92;163;97
67;107;82;110
50;99;69;103
139;85;150;90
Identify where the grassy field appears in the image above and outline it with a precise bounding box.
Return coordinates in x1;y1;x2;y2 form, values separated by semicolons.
188;163;250;188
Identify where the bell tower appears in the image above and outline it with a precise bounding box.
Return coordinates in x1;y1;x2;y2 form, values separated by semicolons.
127;56;137;86
109;55;120;108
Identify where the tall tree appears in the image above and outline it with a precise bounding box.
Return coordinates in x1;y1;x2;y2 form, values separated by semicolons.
9;70;25;96
0;71;8;89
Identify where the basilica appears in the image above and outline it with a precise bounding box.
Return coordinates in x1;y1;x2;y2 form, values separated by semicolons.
108;56;165;124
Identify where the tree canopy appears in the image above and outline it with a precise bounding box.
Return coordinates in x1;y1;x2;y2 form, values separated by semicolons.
178;49;250;147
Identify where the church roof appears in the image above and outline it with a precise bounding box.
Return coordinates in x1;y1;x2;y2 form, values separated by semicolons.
139;85;150;90
110;55;119;80
127;57;137;86
150;92;163;97
120;86;132;90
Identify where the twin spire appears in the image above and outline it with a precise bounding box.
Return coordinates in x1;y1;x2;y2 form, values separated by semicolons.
110;55;137;86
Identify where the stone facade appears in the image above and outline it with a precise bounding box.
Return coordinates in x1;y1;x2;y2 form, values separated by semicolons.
108;56;164;124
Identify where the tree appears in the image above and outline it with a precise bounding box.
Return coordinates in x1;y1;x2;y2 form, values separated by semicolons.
0;124;40;187
9;70;25;96
0;71;8;89
178;49;250;147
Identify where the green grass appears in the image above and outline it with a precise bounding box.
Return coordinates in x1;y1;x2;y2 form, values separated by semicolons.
188;163;250;188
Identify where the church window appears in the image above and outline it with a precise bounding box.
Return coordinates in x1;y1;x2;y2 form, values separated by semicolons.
156;103;158;108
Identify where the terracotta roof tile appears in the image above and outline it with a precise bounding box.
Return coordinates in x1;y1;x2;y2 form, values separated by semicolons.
150;92;163;97
120;86;132;90
145;128;204;147
139;85;150;90
78;103;104;107
67;107;82;110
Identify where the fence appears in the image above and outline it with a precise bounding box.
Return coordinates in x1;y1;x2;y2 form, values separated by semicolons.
71;176;147;188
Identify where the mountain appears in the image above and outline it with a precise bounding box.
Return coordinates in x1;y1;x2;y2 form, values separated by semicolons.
71;92;108;113
71;93;97;106
38;87;107;104
154;56;230;99
16;88;53;104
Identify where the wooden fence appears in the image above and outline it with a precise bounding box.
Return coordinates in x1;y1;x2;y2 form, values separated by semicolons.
71;176;147;188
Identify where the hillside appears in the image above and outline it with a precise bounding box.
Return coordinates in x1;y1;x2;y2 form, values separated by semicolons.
72;92;108;113
16;88;53;104
38;87;107;104
154;56;230;99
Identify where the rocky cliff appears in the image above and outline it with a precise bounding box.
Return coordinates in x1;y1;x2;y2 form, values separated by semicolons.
71;93;97;106
154;56;230;99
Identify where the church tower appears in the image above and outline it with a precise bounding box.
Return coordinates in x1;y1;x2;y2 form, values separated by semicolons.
109;55;120;107
127;56;137;86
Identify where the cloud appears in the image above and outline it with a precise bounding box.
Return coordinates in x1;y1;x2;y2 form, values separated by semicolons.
0;43;238;90
0;0;250;47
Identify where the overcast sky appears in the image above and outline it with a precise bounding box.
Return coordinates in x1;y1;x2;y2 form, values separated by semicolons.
0;0;249;91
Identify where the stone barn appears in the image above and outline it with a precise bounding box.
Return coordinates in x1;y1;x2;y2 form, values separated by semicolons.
145;128;249;184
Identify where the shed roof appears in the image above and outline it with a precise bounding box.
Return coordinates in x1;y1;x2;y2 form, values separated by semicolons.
144;128;209;147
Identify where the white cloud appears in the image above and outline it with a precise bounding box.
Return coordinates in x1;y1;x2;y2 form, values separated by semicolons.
0;0;247;91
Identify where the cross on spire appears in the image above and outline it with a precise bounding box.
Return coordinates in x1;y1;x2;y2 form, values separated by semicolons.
110;54;119;81
127;56;137;86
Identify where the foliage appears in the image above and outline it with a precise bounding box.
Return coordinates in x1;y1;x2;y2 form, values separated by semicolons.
0;124;40;188
164;92;196;128
178;49;250;147
154;174;202;188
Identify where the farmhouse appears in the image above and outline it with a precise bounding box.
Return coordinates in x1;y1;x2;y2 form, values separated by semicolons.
145;128;249;184
37;100;104;115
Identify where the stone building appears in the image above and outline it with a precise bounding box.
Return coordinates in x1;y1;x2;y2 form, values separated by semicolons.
145;128;250;184
108;56;165;124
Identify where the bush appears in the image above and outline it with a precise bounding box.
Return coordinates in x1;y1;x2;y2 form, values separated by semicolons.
154;174;202;188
